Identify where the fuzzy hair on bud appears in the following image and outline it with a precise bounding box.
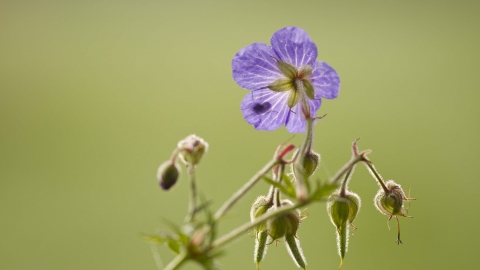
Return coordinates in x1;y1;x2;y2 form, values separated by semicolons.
327;191;361;269
177;134;208;166
157;161;180;190
291;149;321;179
266;200;300;241
250;196;273;233
285;233;307;269
374;180;408;217
254;229;269;269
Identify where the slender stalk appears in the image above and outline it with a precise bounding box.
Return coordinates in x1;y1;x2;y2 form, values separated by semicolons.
330;154;364;185
339;167;354;197
185;167;197;223
293;116;314;200
162;253;188;270
214;159;277;220
363;161;389;193
273;165;284;207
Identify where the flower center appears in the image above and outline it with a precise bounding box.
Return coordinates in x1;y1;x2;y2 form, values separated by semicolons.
265;58;316;109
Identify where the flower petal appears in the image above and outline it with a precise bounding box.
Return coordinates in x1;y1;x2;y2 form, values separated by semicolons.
285;98;322;133
232;43;283;91
241;89;290;131
311;61;340;99
271;27;318;68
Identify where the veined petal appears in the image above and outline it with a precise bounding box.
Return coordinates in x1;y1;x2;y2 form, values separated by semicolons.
311;61;340;99
241;89;290;131
285;98;322;133
271;27;318;69
232;43;283;91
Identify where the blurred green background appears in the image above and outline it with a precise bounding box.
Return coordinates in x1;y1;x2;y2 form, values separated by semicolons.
1;0;479;269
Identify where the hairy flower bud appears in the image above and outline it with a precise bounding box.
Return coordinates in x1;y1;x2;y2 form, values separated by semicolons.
327;192;361;228
374;180;414;244
327;191;361;269
374;180;408;217
157;161;180;190
266;200;300;240
292;149;320;179
177;134;208;166
250;196;273;233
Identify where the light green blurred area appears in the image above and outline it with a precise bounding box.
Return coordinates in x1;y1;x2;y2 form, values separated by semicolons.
1;0;479;269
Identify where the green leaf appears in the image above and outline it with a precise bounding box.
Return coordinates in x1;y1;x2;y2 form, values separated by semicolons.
140;234;167;244
311;180;339;201
262;176;296;198
166;239;180;254
282;173;296;197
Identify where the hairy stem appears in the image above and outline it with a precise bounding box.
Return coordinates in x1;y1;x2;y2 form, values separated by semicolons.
214;159;277;220
363;161;389;193
293;116;314;200
162;253;188;270
185;167;197;223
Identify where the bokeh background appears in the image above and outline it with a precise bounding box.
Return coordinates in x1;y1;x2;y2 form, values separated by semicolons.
1;0;479;269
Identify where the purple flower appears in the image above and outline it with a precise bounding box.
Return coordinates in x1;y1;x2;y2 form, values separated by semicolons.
232;27;340;133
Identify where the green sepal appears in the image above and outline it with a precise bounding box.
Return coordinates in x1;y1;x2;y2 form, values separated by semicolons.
298;65;313;78
302;79;315;100
287;89;300;108
267;78;294;92
275;59;297;78
285;233;307;269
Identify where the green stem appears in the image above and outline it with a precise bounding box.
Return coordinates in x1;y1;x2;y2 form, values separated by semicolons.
185;167;197;223
339;166;354;197
273;165;284;207
363;160;389;193
214;159;277;220
293;116;314;200
162;253;188;270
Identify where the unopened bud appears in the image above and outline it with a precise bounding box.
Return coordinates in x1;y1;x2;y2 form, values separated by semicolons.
177;134;208;166
327;191;361;269
250;196;273;233
157;161;180;190
327;192;361;229
292;149;320;179
374;180;408;217
266;200;300;240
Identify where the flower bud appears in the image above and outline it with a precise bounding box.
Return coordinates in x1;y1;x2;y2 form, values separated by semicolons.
177;134;208;166
292;149;320;179
250;196;273;233
157;161;180;190
327;191;361;269
254;229;269;269
266;200;300;240
374;180;408;217
327;192;361;229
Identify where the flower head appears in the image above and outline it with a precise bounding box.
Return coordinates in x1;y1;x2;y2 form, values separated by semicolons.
232;27;340;133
